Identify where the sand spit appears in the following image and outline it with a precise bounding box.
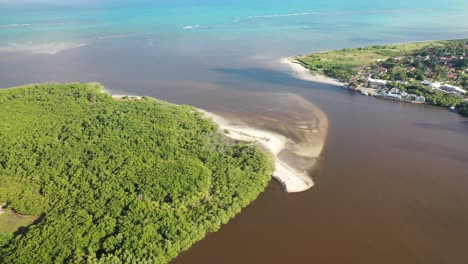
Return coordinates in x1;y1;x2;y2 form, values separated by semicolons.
101;88;143;100
281;57;345;87
199;109;314;193
111;95;143;99
102;87;322;193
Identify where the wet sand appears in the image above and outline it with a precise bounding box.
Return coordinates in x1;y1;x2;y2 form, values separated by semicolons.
1;39;468;264
281;57;345;87
200;94;327;193
104;82;329;192
202;92;329;171
172;61;468;264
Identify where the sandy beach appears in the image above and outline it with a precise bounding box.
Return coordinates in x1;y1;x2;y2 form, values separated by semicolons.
281;57;345;87
111;95;143;99
199;109;314;193
102;86;325;193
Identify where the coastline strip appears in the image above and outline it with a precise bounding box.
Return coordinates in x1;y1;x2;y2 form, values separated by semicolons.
281;57;345;87
102;87;315;193
199;109;314;193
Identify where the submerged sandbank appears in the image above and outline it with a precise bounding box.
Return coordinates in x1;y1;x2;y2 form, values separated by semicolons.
281;57;345;87
199;109;314;193
0;41;87;55
102;87;325;193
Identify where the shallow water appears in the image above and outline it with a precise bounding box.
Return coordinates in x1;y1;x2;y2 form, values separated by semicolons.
1;37;467;264
174;85;468;264
1;1;468;263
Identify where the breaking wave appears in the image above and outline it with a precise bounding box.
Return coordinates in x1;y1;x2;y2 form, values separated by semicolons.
97;34;128;40
182;25;200;30
247;12;320;19
0;23;32;28
246;9;433;20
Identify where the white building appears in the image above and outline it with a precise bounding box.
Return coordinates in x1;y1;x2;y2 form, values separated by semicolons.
422;81;441;89
440;84;466;95
415;96;426;102
386;93;402;100
368;78;387;86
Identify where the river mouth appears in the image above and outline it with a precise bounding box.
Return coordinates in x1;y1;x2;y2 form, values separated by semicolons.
198;91;328;192
202;91;329;185
1;35;468;264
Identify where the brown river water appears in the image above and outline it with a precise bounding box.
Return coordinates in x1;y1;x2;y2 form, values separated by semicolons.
0;38;467;264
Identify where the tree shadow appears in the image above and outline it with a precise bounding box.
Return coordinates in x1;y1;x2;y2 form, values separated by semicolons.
12;213;45;237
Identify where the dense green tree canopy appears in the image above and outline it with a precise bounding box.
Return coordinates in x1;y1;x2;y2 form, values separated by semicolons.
457;103;468;117
397;84;464;107
0;83;273;263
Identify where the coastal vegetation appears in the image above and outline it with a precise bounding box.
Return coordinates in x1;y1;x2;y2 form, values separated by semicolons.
386;82;463;107
295;39;468;115
457;102;468;117
295;40;459;83
0;83;273;263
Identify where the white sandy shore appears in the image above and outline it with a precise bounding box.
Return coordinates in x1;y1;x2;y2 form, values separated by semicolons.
102;88;314;193
281;57;345;87
101;88;143;99
199;109;314;193
111;94;143;99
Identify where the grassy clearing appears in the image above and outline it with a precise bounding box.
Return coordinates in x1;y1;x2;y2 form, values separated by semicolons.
295;40;450;73
0;210;36;234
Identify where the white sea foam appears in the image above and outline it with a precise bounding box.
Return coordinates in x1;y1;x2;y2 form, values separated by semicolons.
182;25;200;30
246;9;433;20
0;23;32;28
181;8;433;32
97;34;127;40
0;41;87;55
247;12;320;19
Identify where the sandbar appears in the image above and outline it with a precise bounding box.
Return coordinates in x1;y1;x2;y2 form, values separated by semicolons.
199;109;314;193
281;57;345;87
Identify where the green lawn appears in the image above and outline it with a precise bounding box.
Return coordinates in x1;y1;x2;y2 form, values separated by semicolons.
295;40;449;73
0;210;36;234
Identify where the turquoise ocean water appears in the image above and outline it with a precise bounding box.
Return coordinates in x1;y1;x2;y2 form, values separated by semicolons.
1;0;468;55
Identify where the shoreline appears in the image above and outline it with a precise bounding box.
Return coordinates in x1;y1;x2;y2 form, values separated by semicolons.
280;39;461;87
281;39;468;113
102;87;316;193
281;57;345;87
199;109;314;193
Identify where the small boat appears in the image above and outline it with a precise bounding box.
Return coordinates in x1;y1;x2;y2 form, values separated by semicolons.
449;106;456;111
360;91;369;96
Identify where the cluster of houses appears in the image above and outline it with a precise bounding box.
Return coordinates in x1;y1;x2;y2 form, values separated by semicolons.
352;76;467;103
348;77;427;103
346;57;466;103
417;55;467;79
377;87;426;103
346;41;467;99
